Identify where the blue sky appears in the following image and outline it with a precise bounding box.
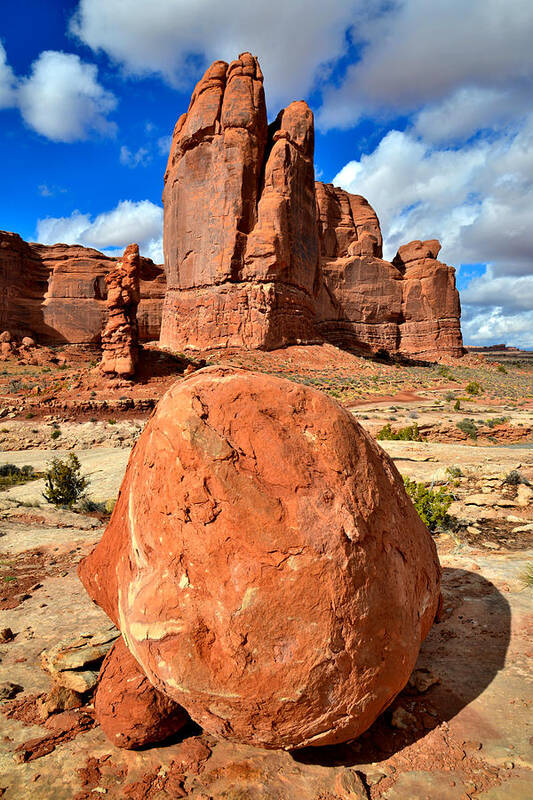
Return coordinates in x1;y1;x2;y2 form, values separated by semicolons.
1;0;532;347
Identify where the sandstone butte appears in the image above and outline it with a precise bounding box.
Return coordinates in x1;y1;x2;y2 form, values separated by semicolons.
160;51;464;360
79;367;441;750
0;54;463;363
100;243;141;378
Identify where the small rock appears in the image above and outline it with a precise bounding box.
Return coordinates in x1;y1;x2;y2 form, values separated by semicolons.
21;337;36;347
407;668;440;693
0;682;23;701
0;330;12;342
334;769;368;799
391;706;417;730
516;485;533;507
38;685;84;719
503;760;514;769
0;628;15;643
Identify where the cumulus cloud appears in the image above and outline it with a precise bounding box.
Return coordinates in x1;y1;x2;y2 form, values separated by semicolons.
461;307;533;349
69;0;364;108
37;200;163;262
318;0;533;135
0;42;16;108
17;51;117;142
333;115;533;268
119;145;151;167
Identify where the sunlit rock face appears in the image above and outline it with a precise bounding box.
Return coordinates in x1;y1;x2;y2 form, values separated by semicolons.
79;367;441;750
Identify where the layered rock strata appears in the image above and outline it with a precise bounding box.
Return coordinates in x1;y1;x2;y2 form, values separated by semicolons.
315;185;463;359
160;53;463;359
160;53;320;351
100;244;141;377
0;231;165;344
79;367;441;750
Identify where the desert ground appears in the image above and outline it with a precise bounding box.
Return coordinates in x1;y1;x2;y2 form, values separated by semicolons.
0;342;532;799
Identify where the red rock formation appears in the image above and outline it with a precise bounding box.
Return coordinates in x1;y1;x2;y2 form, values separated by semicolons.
394;240;464;358
160;53;463;359
95;636;188;749
315;186;463;359
79;367;441;750
0;231;165;344
160;53;319;351
100;244;140;377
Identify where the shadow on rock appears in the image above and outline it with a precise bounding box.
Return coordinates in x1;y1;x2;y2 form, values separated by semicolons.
293;567;511;767
135;347;205;384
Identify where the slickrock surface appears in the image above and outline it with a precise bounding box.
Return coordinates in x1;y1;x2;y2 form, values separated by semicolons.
100;244;140;377
95;636;189;749
0;231;165;344
161;53;319;352
79;367;440;749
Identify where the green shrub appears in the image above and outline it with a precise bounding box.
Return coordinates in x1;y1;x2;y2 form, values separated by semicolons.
77;496;107;514
504;469;530;486
377;422;422;441
457;418;478;440
0;463;39;487
445;465;462;479
50;429;61;440
445;392;456;402
486;416;509;428
403;477;453;533
497;364;507;374
520;563;533;588
465;381;483;396
42;454;88;507
453;399;461;411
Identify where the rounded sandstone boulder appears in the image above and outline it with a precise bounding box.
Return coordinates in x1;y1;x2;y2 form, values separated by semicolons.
95;637;189;749
79;367;440;750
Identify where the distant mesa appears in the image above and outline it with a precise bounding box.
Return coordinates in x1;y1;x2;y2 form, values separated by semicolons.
0;51;463;361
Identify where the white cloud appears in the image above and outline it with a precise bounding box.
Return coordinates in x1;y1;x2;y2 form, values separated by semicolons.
17;50;116;142
0;42;16;108
157;135;172;156
120;145;151;167
38;184;67;197
333;116;533;269
70;0;363;108
37;200;163;262
318;0;533;134
462;307;533;349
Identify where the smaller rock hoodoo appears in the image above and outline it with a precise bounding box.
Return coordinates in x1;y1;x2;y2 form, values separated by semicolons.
100;243;140;378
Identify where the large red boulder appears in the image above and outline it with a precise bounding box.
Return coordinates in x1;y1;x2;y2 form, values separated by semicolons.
95;636;189;749
79;368;440;750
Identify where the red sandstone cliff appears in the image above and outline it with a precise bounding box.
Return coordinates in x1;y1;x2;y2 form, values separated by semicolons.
160;53;320;351
315;186;463;359
0;231;165;344
160;52;463;360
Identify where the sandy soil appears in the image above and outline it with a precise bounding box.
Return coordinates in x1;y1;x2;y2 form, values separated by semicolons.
0;344;532;799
